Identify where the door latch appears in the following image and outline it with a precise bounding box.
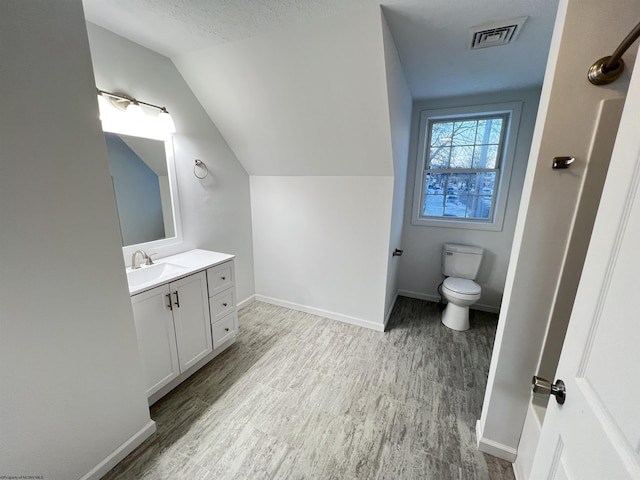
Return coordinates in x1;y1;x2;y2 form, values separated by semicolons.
532;376;566;404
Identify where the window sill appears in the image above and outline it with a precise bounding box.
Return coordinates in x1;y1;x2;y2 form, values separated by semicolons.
411;216;504;231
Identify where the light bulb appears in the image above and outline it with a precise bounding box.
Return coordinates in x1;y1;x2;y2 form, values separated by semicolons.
125;101;145;120
158;109;176;134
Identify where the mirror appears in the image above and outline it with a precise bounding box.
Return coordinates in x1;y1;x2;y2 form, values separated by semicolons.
104;132;179;247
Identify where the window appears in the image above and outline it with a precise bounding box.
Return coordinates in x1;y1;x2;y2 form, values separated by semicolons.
412;102;522;231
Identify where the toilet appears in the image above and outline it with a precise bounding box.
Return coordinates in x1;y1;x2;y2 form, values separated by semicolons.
440;243;484;331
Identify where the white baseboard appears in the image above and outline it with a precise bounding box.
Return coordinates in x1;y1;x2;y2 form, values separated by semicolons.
398;289;500;314
398;289;441;303
383;291;399;331
254;294;385;332
80;420;156;480
237;294;256;310
475;419;517;462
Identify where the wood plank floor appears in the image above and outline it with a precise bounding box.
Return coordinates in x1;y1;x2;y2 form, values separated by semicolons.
102;297;515;480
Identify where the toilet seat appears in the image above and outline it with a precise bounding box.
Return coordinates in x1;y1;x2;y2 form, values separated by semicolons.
443;277;481;296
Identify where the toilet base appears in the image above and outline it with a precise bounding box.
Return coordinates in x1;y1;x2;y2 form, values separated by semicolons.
441;302;470;331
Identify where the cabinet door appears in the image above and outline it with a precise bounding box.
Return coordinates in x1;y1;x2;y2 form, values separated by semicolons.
170;271;213;372
131;284;180;397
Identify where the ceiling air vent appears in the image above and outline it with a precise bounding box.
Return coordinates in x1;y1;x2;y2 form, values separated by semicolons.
470;16;527;50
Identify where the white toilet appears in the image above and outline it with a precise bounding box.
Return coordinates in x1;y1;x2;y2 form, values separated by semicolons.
441;243;484;331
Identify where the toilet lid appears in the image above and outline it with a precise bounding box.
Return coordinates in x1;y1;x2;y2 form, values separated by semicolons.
443;277;481;295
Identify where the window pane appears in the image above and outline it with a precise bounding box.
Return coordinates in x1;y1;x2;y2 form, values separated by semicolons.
423;194;445;217
449;145;473;168
475;120;489;144
430;122;453;146
452;121;477;146
478;171;496;195
489;118;503;143
444;194;465;217
458;173;476;195
465;196;493;219
474;118;502;144
429;146;450;168
473;144;499;168
426;173;445;194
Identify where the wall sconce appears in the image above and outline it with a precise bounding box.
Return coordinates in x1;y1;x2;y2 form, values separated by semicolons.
97;89;176;134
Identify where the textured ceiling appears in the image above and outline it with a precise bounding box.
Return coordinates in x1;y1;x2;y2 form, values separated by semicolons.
83;0;559;99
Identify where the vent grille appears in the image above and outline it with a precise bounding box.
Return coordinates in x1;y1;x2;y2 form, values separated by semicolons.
470;17;527;50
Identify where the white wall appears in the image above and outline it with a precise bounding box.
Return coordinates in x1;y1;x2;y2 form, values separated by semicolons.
251;176;393;329
173;6;394;177
0;2;152;478
172;7;398;327
478;0;639;459
398;88;541;311
86;23;256;303
381;15;412;321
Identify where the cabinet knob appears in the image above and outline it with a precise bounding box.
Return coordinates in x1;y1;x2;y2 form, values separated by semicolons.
221;276;226;280
222;303;228;307
224;328;229;332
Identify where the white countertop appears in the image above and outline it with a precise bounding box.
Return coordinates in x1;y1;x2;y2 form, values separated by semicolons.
127;249;235;296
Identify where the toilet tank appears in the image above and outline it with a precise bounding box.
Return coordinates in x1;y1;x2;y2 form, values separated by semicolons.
442;243;484;279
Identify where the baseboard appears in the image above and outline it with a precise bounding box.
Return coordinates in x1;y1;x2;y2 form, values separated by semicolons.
80;420;156;480
254;294;385;332
398;289;441;303
398;289;500;314
237;294;256;310
383;290;399;331
475;420;517;462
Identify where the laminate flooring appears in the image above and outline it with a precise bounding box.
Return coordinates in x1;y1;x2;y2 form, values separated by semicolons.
103;297;515;480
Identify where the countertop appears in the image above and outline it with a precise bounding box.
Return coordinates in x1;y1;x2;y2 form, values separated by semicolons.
127;249;235;296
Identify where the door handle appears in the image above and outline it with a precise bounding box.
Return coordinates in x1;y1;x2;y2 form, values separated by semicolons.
532;376;566;404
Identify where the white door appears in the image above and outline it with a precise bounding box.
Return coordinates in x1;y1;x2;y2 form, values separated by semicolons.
530;55;640;478
170;271;213;372
131;284;180;397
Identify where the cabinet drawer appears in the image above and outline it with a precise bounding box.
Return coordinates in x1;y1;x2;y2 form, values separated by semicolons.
209;288;236;321
212;312;238;349
207;261;234;296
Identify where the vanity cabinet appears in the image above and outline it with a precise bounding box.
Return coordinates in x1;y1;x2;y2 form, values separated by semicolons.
131;270;212;398
128;251;238;404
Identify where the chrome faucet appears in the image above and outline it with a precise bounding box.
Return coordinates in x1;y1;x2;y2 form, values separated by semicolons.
131;250;153;269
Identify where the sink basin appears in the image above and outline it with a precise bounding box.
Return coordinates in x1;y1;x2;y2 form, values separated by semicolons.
127;262;189;289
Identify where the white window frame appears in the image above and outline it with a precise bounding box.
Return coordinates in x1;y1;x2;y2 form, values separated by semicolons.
411;101;523;231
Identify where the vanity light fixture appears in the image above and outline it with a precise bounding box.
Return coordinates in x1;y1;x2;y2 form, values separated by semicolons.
97;89;176;134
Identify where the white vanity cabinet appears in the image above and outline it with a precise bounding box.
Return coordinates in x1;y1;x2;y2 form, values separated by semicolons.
131;271;212;398
127;250;238;404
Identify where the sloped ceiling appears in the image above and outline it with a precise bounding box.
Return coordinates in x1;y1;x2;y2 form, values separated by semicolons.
172;6;395;176
83;0;559;99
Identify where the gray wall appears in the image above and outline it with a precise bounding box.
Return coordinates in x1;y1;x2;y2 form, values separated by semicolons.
0;2;152;477
381;14;412;321
398;88;541;311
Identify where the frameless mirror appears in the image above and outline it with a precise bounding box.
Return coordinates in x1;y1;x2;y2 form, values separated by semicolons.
104;132;180;247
